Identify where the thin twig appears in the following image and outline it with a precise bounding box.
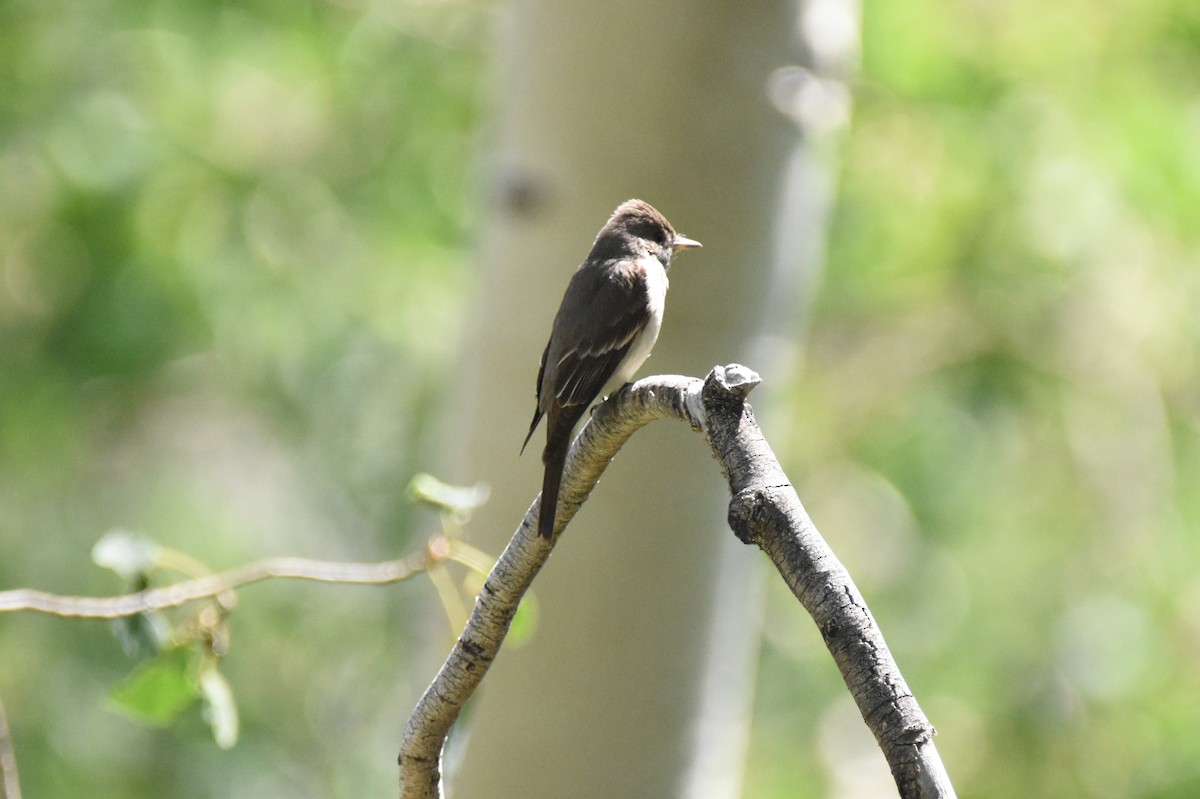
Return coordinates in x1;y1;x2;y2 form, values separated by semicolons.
0;553;432;620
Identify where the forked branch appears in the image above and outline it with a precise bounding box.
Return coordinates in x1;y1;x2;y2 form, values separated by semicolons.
398;365;955;799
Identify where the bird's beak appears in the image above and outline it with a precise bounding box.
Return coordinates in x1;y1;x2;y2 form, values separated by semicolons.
672;234;702;250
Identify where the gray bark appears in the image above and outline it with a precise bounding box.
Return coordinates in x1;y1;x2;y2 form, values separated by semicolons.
400;368;956;799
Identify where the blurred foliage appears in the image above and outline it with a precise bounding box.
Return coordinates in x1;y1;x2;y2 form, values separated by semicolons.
0;0;487;795
4;0;1200;796
751;0;1200;797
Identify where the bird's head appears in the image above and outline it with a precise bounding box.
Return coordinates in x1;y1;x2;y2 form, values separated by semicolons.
593;199;701;268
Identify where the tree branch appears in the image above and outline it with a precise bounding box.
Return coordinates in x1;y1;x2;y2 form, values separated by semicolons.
704;368;957;799
397;365;955;799
396;373;703;797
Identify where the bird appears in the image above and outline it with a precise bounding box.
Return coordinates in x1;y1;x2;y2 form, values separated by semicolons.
521;199;701;540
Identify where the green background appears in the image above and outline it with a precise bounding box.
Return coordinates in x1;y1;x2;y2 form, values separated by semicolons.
2;0;1199;796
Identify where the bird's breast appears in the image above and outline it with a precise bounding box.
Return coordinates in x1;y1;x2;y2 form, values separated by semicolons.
607;260;668;390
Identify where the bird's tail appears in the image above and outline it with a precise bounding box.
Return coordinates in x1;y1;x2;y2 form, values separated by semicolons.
537;432;570;540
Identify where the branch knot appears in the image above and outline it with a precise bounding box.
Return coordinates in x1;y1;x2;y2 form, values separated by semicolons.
727;485;769;545
702;364;761;406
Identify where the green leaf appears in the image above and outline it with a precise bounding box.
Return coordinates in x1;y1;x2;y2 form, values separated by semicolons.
199;665;239;749
108;646;200;726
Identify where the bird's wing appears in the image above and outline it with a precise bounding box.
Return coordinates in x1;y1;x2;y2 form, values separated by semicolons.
546;258;650;410
520;341;550;454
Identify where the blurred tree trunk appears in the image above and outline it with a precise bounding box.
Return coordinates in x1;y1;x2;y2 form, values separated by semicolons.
443;0;847;796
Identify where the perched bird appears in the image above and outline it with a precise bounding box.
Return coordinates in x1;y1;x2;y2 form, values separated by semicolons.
521;199;701;540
